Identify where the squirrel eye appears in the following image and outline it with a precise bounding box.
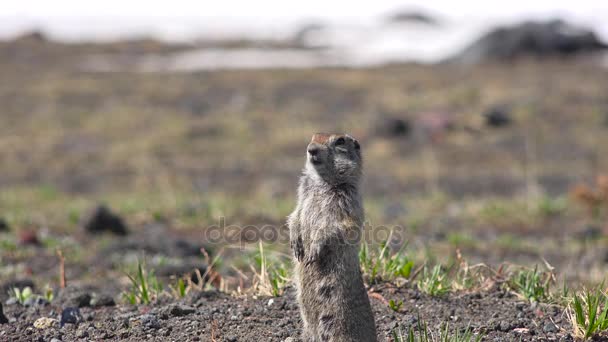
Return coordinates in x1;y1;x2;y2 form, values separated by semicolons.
354;140;360;150
335;137;345;146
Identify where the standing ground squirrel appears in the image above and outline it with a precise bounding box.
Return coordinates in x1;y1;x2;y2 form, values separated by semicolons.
287;133;377;342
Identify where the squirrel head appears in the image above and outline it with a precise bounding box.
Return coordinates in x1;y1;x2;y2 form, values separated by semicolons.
304;133;362;186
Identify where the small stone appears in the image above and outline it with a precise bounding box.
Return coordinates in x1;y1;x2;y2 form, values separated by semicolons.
403;314;418;325
284;338;297;342
169;305;196;317
90;294;115;307
0;303;8;324
50;338;62;342
76;329;88;338
543;322;558;333
137;314;161;329
60;307;83;326
267;299;275;306
81;205;128;235
33;317;58;329
57;286;91;308
499;321;511;332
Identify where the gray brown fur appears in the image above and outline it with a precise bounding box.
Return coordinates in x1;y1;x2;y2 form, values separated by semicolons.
287;133;377;342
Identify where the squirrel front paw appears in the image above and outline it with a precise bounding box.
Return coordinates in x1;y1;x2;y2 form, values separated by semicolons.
304;242;325;266
291;236;305;262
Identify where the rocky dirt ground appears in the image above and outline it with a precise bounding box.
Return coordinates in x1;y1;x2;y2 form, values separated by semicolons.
1;284;575;342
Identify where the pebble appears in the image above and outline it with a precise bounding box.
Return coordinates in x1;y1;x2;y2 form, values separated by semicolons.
60;307;83;326
76;329;88;338
543;322;558;333
33;317;58;329
169;304;196;317
498;320;511;332
90;294;115;307
136;314;161;329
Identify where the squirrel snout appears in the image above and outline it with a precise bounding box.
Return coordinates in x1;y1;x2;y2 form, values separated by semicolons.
307;146;320;156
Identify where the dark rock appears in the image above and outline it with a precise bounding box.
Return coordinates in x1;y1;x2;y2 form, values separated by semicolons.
483;106;511;127
375;117;411;138
56;287;92;308
169;305;196;317
543;322;558;333
81;205;128;235
0;303;8;324
90;294;115;307
0;218;9;232
450;19;608;64
60;307;83;326
136;314;161;329
386;10;439;25
499;321;511;332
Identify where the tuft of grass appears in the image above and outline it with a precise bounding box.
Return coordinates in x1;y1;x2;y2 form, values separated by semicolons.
252;242;289;297
535;196;567;217
417;265;451;297
170;277;187;298
392;319;482;342
122;260;163;305
10;286;34;305
509;266;552;303
360;238;414;284
9;286;53;305
389;299;404;312
569;287;608;340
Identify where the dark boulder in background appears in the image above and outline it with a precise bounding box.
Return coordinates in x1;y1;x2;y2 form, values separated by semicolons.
386;10;440;26
0;218;9;232
483;106;512;128
450;19;607;64
81;205;129;235
374;117;411;138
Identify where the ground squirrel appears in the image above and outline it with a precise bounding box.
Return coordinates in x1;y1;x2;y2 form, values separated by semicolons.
287;133;377;342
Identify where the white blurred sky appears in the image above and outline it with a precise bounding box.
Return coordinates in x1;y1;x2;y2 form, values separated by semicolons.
1;0;607;18
1;0;608;41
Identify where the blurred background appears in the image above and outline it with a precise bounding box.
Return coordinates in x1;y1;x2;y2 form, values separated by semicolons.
1;0;608;297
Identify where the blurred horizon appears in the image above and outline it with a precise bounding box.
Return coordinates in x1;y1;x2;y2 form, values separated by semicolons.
1;0;608;42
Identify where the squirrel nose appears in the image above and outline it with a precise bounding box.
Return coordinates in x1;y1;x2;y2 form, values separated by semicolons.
307;146;320;156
